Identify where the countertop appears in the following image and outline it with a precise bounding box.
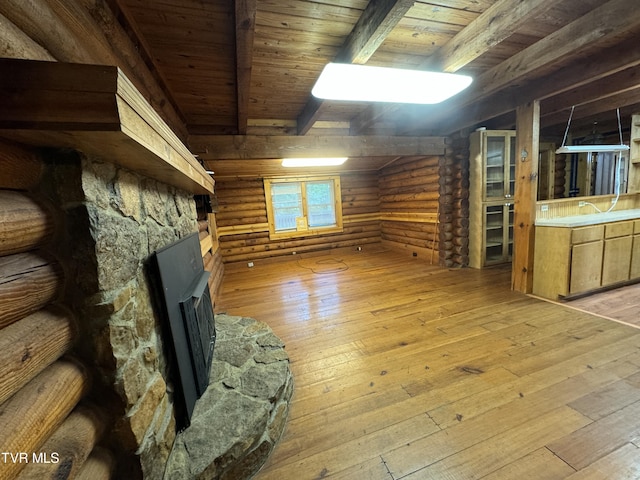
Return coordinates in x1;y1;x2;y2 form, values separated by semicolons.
535;208;640;228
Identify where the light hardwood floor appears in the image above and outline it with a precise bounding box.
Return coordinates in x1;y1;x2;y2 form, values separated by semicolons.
216;245;640;480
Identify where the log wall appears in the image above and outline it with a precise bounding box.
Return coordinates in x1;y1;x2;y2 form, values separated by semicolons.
439;134;470;267
0;141;114;479
216;173;381;263
379;156;441;262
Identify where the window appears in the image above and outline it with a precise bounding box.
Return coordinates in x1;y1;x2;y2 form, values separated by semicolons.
264;176;343;239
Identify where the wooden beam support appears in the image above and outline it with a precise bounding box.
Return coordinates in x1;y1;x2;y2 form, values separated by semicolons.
351;0;556;134
297;0;413;135
425;0;557;73
0;58;213;195
189;135;446;160
512;100;540;294
235;0;257;135
404;0;640;135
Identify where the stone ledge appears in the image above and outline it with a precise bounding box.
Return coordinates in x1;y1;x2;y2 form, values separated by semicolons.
164;314;293;480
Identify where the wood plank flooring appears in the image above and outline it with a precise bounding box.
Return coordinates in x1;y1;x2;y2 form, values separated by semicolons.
215;245;640;480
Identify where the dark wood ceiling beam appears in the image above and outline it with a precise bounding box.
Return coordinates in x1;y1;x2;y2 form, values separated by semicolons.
424;0;557;73
401;0;640;135
235;0;257;135
188;135;446;160
350;0;556;134
296;0;414;135
412;30;640;135
541;86;640;130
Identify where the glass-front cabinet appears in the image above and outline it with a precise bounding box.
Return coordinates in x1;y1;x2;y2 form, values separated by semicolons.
484;202;514;265
470;129;517;268
483;132;517;200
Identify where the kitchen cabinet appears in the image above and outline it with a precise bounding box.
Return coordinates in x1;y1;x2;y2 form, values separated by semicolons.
533;212;640;300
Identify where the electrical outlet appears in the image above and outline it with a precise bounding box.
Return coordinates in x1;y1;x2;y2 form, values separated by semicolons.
541;204;549;212
578;201;586;207
247;261;254;268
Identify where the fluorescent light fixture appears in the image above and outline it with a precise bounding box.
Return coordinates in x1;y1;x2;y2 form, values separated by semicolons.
556;144;629;154
311;63;473;104
282;157;348;167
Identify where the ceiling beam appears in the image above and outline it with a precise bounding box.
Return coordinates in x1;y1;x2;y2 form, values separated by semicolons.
188;135;446;160
403;0;640;135
296;0;414;135
350;0;556;134
235;0;257;135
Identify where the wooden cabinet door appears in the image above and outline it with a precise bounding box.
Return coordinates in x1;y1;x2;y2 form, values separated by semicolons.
630;235;640;280
602;236;633;286
570;241;603;295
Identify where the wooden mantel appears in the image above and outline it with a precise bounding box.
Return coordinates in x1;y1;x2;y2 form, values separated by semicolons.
0;59;214;195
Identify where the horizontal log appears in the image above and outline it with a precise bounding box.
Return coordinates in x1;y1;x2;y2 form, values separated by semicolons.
0;190;56;256
74;447;116;480
222;236;382;263
0;358;90;479
0;305;77;405
381;232;437;250
217;202;266;213
381;180;440;195
380;190;439;204
16;404;106;480
380;221;437;235
378;156;439;176
0;251;63;329
221;225;381;256
0;139;45;190
380;201;439;211
0;11;55;61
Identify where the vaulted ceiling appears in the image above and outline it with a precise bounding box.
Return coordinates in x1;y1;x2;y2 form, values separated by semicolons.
109;0;640;177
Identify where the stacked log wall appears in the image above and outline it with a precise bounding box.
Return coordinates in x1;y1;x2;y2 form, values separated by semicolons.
216;173;381;263
439;134;470;267
0;139;113;479
378;155;442;262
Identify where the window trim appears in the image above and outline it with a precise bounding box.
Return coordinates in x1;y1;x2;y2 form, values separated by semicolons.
264;175;343;240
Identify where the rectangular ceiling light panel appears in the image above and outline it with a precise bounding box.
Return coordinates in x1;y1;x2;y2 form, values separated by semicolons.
312;63;473;104
282;157;348;167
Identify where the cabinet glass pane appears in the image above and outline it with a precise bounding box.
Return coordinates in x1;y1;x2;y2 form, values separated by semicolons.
508;136;516;197
485;204;505;263
507;203;514;258
485;136;506;198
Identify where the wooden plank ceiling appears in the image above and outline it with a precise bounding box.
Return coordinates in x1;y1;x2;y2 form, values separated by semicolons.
111;0;640;177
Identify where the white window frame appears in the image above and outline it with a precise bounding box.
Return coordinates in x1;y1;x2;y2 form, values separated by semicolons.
264;176;343;240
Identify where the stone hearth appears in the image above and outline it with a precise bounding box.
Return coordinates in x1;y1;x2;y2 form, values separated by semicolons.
164;314;293;480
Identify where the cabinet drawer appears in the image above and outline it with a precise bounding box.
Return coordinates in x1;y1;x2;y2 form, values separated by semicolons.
634;219;640;234
571;225;604;244
605;221;634;238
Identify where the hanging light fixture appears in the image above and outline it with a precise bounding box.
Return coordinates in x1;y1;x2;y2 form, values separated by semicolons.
311;63;473;104
555;106;629;154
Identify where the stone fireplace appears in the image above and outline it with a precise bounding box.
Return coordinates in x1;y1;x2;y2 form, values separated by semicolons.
47;152;200;478
1;58;292;479
47;152;293;479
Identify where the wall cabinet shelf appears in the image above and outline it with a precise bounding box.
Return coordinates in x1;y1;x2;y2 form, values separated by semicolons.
469;130;516;268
